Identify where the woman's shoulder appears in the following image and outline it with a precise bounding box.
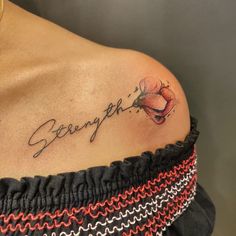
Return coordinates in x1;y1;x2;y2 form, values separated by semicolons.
56;47;193;173
0;45;193;179
97;47;192;150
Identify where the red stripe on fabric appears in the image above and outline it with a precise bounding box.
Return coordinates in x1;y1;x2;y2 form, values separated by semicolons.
0;174;196;234
122;176;197;236
86;163;196;219
0;148;196;223
0;148;197;234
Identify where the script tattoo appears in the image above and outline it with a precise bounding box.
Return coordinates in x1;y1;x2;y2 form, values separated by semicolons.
28;98;133;158
28;76;176;158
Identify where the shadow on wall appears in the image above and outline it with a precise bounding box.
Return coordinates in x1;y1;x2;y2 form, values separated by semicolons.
9;0;236;235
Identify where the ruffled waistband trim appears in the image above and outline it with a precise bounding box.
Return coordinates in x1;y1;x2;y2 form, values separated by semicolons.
0;115;199;212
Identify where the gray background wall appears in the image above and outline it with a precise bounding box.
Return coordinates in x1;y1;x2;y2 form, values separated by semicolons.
10;0;236;235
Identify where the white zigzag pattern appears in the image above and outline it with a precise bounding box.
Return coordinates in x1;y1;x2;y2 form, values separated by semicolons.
38;160;197;236
154;191;196;236
40;192;195;236
39;169;196;236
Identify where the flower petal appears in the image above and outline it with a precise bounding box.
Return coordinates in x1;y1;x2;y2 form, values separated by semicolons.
143;106;166;124
139;77;162;94
160;87;176;101
140;94;167;112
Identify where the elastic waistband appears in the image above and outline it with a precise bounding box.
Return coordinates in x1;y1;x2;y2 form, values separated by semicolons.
0;116;199;235
0;147;198;236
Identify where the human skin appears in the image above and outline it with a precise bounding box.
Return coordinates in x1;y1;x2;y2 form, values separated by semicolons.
0;1;190;179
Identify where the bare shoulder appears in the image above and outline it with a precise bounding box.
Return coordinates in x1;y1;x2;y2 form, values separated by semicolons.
0;45;191;179
0;1;191;179
102;48;191;144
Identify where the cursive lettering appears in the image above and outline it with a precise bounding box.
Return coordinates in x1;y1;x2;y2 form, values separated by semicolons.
28;98;134;158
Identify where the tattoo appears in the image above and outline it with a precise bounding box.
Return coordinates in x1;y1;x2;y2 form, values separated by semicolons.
28;77;176;158
132;76;176;124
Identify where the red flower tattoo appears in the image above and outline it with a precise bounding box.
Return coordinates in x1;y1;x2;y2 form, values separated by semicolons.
132;76;176;124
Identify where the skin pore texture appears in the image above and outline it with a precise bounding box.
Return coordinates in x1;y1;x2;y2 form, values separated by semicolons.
0;1;190;179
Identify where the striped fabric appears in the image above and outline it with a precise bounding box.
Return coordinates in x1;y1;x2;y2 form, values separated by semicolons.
0;147;197;236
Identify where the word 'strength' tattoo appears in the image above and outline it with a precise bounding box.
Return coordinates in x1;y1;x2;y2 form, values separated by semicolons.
28;76;176;158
